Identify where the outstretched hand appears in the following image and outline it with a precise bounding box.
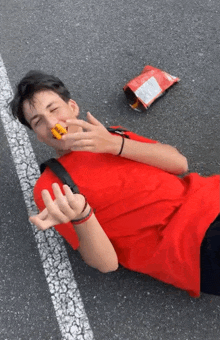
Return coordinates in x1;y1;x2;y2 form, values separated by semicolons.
61;112;121;155
29;183;87;230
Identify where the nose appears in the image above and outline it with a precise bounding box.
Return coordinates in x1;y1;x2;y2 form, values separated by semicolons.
45;114;59;130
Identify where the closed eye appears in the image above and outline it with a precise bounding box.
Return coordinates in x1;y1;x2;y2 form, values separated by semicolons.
34;119;40;126
33;117;42;127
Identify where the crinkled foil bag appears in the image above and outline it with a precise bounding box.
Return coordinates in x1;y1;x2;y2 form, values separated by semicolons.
123;65;179;111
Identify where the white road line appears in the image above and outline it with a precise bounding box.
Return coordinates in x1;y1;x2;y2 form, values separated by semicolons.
0;55;94;340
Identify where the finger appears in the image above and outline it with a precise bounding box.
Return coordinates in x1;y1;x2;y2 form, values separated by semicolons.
70;139;94;148
52;183;72;212
35;207;48;220
41;189;55;208
52;182;69;204
62;131;92;141
70;145;95;152
66;119;94;132
42;186;68;223
29;215;52;230
52;183;76;218
62;185;77;209
28;207;49;228
86;112;103;126
52;182;65;198
63;185;85;211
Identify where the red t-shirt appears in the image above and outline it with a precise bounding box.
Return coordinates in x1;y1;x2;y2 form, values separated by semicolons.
34;129;220;297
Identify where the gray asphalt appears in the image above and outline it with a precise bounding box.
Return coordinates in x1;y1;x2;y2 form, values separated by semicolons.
1;0;220;339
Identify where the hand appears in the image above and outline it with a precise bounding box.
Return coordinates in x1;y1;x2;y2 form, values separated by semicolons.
29;183;87;230
61;112;121;154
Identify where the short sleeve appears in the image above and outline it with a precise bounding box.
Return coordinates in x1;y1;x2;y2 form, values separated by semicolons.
54;222;80;250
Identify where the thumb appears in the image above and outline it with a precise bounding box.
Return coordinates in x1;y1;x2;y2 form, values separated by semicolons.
29;215;39;227
86;112;103;126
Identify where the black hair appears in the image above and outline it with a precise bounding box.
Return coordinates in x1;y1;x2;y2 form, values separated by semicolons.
10;70;71;129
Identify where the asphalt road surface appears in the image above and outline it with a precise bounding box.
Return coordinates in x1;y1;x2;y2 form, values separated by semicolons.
1;0;220;339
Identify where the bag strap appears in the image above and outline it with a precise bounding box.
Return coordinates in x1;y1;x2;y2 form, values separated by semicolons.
40;158;80;193
107;126;130;139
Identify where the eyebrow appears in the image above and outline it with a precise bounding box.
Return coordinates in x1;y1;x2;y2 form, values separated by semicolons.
46;101;56;109
29;101;57;125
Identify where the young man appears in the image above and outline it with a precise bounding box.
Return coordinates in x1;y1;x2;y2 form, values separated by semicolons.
10;70;219;297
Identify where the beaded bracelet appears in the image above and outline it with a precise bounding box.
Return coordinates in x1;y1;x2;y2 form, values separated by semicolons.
118;136;125;156
71;207;94;225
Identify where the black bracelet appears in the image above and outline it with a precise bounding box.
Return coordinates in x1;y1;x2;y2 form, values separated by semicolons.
71;207;93;224
80;195;88;214
117;136;124;156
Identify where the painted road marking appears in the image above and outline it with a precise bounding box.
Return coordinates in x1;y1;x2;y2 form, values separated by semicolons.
0;55;94;340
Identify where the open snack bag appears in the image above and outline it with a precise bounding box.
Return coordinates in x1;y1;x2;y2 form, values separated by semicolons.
123;65;179;111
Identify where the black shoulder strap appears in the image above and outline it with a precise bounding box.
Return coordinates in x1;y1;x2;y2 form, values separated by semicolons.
107;126;130;139
40;158;80;193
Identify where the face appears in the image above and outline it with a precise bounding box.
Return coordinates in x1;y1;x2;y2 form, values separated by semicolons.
23;90;81;155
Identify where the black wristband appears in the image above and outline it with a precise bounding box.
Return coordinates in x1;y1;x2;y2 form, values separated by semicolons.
71;207;93;224
80;195;88;214
117;136;124;156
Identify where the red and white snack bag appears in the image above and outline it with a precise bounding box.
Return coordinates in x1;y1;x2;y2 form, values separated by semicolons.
123;65;179;111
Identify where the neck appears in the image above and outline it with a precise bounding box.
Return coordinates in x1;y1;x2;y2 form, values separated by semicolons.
55;149;72;158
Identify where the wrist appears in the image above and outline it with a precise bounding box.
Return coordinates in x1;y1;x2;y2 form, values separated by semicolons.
77;203;91;220
71;205;94;225
109;135;124;155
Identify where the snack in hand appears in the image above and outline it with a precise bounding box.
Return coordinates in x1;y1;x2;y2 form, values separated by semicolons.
51;124;67;140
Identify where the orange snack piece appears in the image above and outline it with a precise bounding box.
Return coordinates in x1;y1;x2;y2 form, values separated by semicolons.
51;124;67;140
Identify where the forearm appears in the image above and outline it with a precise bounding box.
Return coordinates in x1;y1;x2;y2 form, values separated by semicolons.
63;114;187;175
73;206;118;273
109;135;188;175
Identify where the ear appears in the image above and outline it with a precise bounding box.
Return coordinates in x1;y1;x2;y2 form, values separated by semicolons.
68;99;80;117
